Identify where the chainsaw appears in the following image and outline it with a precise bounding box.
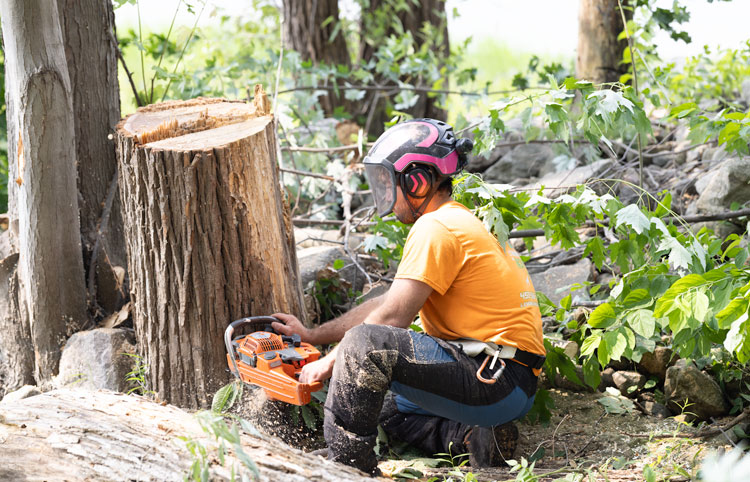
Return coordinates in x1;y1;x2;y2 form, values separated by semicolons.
224;316;323;406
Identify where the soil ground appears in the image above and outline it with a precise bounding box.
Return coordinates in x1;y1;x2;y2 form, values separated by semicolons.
377;389;736;481
235;386;739;481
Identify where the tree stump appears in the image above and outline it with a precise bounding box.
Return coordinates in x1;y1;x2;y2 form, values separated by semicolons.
115;96;304;409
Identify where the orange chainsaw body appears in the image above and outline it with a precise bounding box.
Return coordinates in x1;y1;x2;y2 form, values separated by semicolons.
226;326;323;406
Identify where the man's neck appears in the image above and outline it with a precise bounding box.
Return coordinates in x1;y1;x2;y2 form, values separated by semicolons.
420;192;452;215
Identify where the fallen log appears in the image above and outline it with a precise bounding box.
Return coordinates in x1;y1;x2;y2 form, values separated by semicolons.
0;388;379;481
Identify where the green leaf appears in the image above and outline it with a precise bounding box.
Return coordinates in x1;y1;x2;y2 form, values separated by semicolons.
301;405;317;430
615;205;651;234
212;382;239;414
654;274;707;318
680;289;710;322
670;102;698;119
584;237;606;270
622;289;652;309
583;355;601;389
581;333;601;357
603;330;628;362
717;297;750;329
333;259;345;270
644;465;657;482
588;303;616;329
626;309;656;338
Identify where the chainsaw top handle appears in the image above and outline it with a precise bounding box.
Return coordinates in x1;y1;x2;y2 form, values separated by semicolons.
225;316;279;382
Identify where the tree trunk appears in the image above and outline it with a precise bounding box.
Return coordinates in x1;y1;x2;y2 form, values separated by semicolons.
0;388;376;481
282;0;353;116
0;253;34;398
58;0;127;317
115;96;304;409
0;0;88;382
359;0;450;133
577;0;630;84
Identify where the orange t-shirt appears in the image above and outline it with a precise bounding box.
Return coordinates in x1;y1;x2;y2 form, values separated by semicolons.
395;200;545;363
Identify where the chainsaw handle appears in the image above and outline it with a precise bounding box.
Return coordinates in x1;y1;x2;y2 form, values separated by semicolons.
225;316;281;380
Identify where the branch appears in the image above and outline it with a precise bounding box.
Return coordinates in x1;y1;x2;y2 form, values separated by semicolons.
509;207;750;239
276;84;547;98
279;167;335;181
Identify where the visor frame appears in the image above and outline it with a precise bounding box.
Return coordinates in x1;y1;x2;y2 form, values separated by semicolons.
364;157;398;217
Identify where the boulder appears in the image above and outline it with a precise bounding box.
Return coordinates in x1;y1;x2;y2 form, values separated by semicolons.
598;367;616;391
636;346;676;382
664;361;728;421
56;328;136;392
695;158;750;214
531;159;613;195
298;245;368;294
1;384;40;404
530;258;593;305
612;370;646;397
483;143;555;184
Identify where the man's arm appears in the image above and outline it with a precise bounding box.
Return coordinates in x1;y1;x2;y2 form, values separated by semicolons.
272;295;382;345
295;278;433;384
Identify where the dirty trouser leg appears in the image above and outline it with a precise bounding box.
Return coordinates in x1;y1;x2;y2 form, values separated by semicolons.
324;324;537;472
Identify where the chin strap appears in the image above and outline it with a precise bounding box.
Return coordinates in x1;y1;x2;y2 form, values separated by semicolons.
402;184;439;221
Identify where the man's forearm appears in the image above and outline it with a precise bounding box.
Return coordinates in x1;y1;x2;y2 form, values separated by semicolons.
308;295;383;345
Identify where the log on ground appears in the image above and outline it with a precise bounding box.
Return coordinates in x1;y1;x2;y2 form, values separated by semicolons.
115;97;304;409
0;388;378;481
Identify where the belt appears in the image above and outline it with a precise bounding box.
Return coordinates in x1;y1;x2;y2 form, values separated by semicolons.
498;345;546;370
447;338;546;370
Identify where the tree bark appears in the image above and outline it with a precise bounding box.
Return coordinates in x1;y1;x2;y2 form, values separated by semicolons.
359;0;450;133
0;253;34;398
0;0;88;382
58;0;127;316
115;97;304;409
282;0;353;116
0;388;377;481
577;0;630;84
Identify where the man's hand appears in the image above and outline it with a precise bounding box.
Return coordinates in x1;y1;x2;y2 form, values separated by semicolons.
271;313;313;343
299;355;334;384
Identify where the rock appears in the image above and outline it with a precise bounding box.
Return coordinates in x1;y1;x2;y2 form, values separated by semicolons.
1;385;40;404
742;78;750;105
56;328;136;392
637;347;676;382
483;143;555;184
549;339;579;359
530;159;613;195
664;362;729;421
642;400;671;419
701;146;729;164
599;367;616;391
612;370;646;397
530;258;593;305
553;365;591;392
298;245;368;294
695;158;750;214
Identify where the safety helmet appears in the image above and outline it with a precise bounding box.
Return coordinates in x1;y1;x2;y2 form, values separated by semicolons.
363;118;473;217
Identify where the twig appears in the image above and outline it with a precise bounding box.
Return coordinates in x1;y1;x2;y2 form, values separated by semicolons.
279;168;335;181
150;0;182;103
272;7;285;117
552;414;571;461
115;44;144;107
574;412;607;456
160;0;207;102
87;170;120;317
617;0;645;193
571;300;607;308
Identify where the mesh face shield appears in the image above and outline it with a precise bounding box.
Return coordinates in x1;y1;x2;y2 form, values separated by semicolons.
364;161;397;217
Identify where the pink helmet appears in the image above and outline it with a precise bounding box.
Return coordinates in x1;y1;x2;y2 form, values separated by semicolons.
363;118;473;217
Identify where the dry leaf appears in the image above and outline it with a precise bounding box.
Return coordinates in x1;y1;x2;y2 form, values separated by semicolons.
100;301;131;329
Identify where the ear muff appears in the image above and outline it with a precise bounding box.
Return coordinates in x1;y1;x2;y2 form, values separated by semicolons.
402;166;434;198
